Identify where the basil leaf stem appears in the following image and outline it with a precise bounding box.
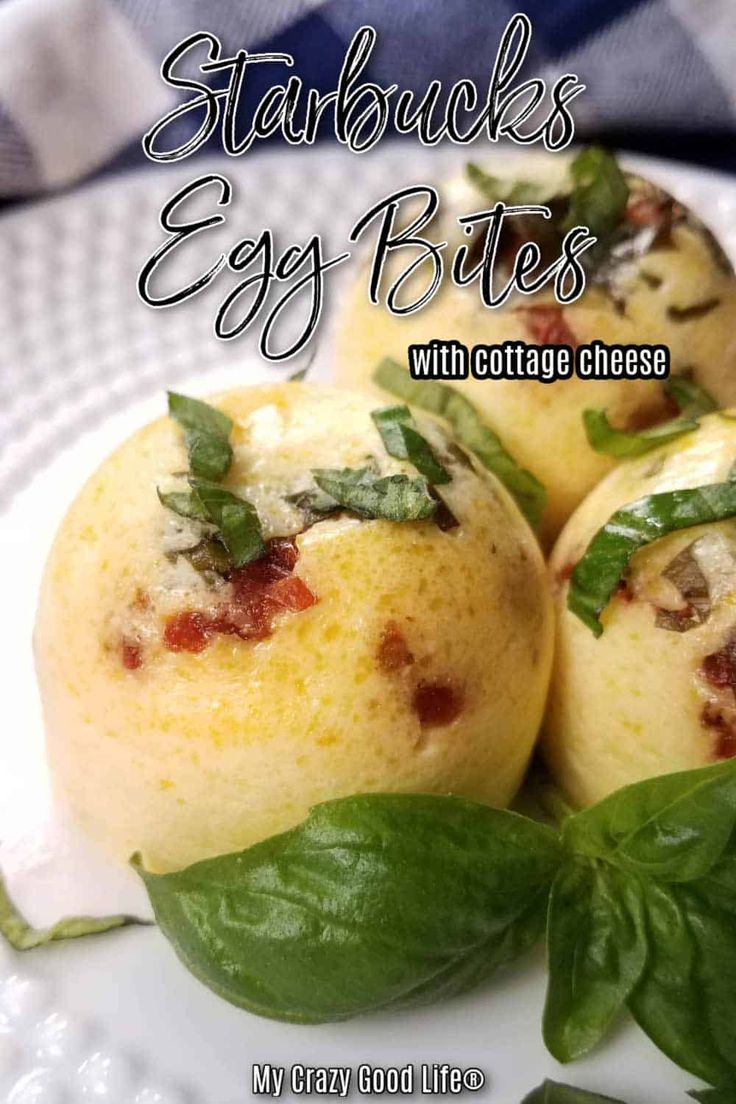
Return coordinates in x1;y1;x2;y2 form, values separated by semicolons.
134;794;562;1023
189;479;265;567
0;870;145;950
582;407;699;459
168;392;233;481
312;467;437;521
568;482;736;636
371;405;451;485
373;359;546;528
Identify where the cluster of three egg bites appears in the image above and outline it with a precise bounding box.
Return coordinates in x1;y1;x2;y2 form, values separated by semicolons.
36;154;736;872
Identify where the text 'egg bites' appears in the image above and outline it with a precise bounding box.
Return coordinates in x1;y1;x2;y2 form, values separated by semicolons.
335;155;736;543
35;384;553;872
545;411;736;809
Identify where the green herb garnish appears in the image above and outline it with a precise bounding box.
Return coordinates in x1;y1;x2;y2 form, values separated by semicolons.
371;405;450;485
373;358;546;529
522;1081;628;1104
0;870;144;950
157;488;210;522
568;481;736;636
563;147;629;266
665;375;719;417
582;407;700;459
168;392;233;481
311;467;437;522
188;479;265;567
134;795;560;1022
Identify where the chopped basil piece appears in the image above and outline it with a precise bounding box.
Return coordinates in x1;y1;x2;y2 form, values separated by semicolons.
168;392;233;481
157;488;210;522
563;147;629;268
667;299;721;322
287;487;342;521
179;538;233;580
665;375;718;418
371;405;451;485
373;358;546;529
288;367;308;382
582;407;699;459
189;479;265;567
312;467;437;522
655;540;711;632
568;482;736;636
0;870;144;951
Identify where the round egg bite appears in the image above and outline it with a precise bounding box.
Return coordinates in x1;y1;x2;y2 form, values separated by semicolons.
545;410;736;808
335;157;736;543
35;384;553;872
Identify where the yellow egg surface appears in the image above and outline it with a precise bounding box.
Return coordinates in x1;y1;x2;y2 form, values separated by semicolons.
545;410;736;808
335;165;736;544
35;384;553;871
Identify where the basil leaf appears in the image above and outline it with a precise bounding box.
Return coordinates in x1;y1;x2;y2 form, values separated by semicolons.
546;761;736;1085
157;488;210;522
629;872;736;1087
178;538;232;579
690;1089;736;1103
563;760;736;884
312;467;437;521
582;408;699;459
373;359;546;529
135;794;562;1023
0;870;143;951
665;376;718;418
168;392;233;481
544;859;647;1063
563;147;629;265
371;405;451;485
288;367;308;382
522;1081;629;1104
167;392;232;439
189;479;265;567
466;162;554;207
655;540;711;632
568;482;736;636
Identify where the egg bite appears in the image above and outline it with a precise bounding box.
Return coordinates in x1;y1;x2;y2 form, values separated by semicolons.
35;384;553;872
545;410;736;808
335;153;736;543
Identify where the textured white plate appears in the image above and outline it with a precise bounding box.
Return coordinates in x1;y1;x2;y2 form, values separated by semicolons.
1;144;735;1104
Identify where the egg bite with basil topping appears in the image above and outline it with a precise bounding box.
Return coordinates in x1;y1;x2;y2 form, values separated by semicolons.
545;410;736;808
335;149;736;543
35;383;553;872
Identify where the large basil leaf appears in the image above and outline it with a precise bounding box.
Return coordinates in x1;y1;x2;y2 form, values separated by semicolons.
373;359;546;528
0;871;143;950
135;794;562;1023
629;872;736;1087
522;1081;629;1104
582;408;699;459
691;1089;736;1103
568;482;736;636
168;392;233;482
312;467;437;521
544;859;647;1062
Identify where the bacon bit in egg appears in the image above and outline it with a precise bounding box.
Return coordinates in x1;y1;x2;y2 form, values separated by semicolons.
132;587;151;611
701;703;736;760
555;561;576;587
701;632;736;691
378;622;415;673
121;639;143;670
517;305;576;347
616;579;634;603
412;681;464;727
162;538;316;654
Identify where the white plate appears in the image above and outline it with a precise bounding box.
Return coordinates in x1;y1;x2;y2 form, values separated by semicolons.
1;144;735;1104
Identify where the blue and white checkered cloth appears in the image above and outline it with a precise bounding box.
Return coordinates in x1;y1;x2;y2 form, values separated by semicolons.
0;0;734;197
